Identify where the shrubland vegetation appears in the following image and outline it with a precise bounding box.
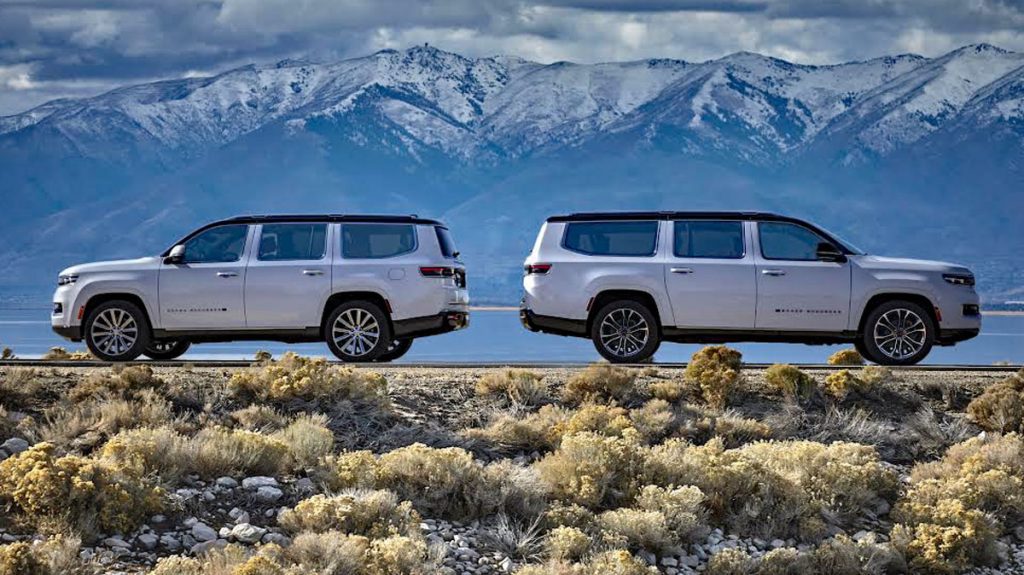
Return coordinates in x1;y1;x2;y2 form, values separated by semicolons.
0;348;1019;574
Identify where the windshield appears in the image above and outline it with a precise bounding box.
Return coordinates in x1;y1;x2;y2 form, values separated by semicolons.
816;224;866;255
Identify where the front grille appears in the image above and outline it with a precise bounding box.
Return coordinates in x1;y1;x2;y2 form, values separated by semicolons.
454;269;466;288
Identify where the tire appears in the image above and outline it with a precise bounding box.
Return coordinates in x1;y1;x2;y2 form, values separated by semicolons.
375;339;413;363
325;300;392;362
860;299;935;366
83;300;151;362
590;299;660;363
142;339;191;361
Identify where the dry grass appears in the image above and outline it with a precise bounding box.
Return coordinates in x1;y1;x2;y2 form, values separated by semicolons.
475;369;548;405
38;390;176;452
70;365;164;401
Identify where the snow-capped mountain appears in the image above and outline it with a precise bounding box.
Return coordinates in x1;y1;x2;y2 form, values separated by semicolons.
1;44;1022;303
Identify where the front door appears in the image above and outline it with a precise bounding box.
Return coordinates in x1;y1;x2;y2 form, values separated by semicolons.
664;220;757;329
754;221;851;331
159;224;250;330
244;222;333;329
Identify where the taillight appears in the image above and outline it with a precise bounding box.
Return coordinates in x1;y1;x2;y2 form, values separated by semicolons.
420;266;456;278
524;263;552;275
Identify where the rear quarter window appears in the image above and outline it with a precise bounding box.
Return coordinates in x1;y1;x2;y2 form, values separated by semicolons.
563;221;659;256
341;224;417;259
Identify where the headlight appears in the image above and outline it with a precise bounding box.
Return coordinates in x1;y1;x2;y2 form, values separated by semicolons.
943;273;975;286
57;274;79;286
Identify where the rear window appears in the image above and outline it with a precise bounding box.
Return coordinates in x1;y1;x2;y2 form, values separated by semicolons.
563;221;658;257
341;224;417;259
258;223;327;261
435;226;458;258
673;221;744;259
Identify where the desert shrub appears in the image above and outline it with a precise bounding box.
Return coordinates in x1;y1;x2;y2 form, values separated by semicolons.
463;405;571;452
316;450;381;491
563;404;633;438
0;442;161;539
229;405;288;431
966;372;1024;432
693;409;773;447
70;365;164;400
585;550;657;574
706;547;755;574
827;349;864;366
644;438;896;541
100;426;193;483
628;400;675;443
229;352;388;405
686;346;742;409
859;365;893;386
534;430;647;509
193;427;290;477
597;508;673;552
562;364;636;405
365;535;433;575
0;542;44;575
279;490;419;538
648;380;685;402
478;513;546;562
545;526;591;561
476;369;548;405
813;534;905;574
822;370;869;400
148;556;201;575
280;531;368;574
634;484;706;542
542;502;597;531
270;414;334;469
764;364;816;401
41;347;91;361
1;347;13;360
254;350;273;363
39;390;175;451
892;433;1024;573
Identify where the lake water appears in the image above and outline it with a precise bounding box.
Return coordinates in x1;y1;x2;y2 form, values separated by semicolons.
1;308;1021;365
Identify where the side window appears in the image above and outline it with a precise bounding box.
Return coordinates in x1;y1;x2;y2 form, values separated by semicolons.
435;226;459;258
674;221;744;258
258;224;327;261
183;225;248;263
342;224;417;259
759;222;826;261
563;221;658;256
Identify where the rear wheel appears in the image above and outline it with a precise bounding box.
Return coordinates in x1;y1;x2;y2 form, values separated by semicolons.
84;300;151;362
375;339;413;363
325;300;392;362
861;300;935;366
142;340;191;361
590;300;660;363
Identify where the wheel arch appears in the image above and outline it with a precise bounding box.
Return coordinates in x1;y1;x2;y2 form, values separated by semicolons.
81;293;154;338
320;291;393;336
857;292;939;335
587;289;663;335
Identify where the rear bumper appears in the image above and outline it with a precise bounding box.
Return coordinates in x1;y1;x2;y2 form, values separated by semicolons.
937;328;980;346
520;308;587;337
393;310;469;339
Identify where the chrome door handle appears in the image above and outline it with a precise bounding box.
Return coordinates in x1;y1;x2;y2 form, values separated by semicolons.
670;267;694;274
762;269;786;276
216;271;238;278
302;269;324;276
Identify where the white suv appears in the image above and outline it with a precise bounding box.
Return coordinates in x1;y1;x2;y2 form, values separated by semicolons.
52;215;469;362
521;212;980;365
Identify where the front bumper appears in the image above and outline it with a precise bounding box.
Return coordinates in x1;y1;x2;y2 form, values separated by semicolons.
393;310;469;339
52;325;81;342
937;328;980;346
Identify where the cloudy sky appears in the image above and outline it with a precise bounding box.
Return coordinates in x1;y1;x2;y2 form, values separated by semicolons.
1;0;1023;115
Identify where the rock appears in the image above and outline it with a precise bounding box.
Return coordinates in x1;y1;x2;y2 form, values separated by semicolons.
191;522;218;542
175;488;201;500
256;486;283;503
235;512;250;525
160;534;181;551
216;477;239;489
294;477;315;492
231;523;267;544
191;539;227;555
639;550;657;565
242;476;278;489
770;539;785;549
137;534;158;550
499;557;513;572
1;438;29;455
1014;526;1024;543
661;557;678;567
263;532;290;546
102;537;130;548
219;527;232;539
681;555;699;567
150;514;167;524
853;530;874;543
203;490;216;501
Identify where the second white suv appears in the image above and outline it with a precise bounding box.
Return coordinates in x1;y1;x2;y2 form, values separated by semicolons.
52;215;469;362
521;212;980;365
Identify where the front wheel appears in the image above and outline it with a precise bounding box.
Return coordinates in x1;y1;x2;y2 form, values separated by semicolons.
375;339;413;363
143;340;191;361
83;300;151;362
590;300;660;363
325;300;392;362
861;300;935;366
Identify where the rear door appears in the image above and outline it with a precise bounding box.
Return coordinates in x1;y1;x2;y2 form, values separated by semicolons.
244;222;332;329
158;224;251;329
664;220;757;329
754;221;851;331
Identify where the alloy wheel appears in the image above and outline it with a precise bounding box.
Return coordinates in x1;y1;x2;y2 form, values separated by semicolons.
598;308;650;358
90;308;139;357
872;308;927;360
331;307;381;358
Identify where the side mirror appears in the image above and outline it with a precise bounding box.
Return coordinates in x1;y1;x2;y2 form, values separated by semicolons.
164;244;185;265
816;242;847;263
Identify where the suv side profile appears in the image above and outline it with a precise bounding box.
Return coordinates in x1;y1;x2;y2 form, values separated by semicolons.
52;215;469;362
521;212;980;365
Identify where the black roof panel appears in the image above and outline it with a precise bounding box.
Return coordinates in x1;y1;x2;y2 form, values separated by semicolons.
546;211;787;222
220;214;443;225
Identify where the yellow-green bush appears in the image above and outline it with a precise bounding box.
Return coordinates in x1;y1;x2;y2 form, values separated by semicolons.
194;427;291;477
693;410;773;448
966;372;1024;432
41;347;92;361
229;352;388;404
278;490;419;538
562;404;633;438
271;414;334;469
597;508;674;552
892;433;1024;573
822;370;869;400
317;450;383;491
0;442;162;539
0;542;43;575
476;369;548;405
365;535;433;575
545;526;591;561
535;430;647;510
859;365;894;386
764;364;816;400
70;365;164;400
648;380;685;402
100;425;193;483
517;550;656;575
230;405;287;431
706;536;904;575
634;484;706;542
827;349;864;366
562;364;636;405
685;346;742;409
628;400;675;443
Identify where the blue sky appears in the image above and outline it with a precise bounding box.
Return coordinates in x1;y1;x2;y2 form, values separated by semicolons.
1;0;1023;114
